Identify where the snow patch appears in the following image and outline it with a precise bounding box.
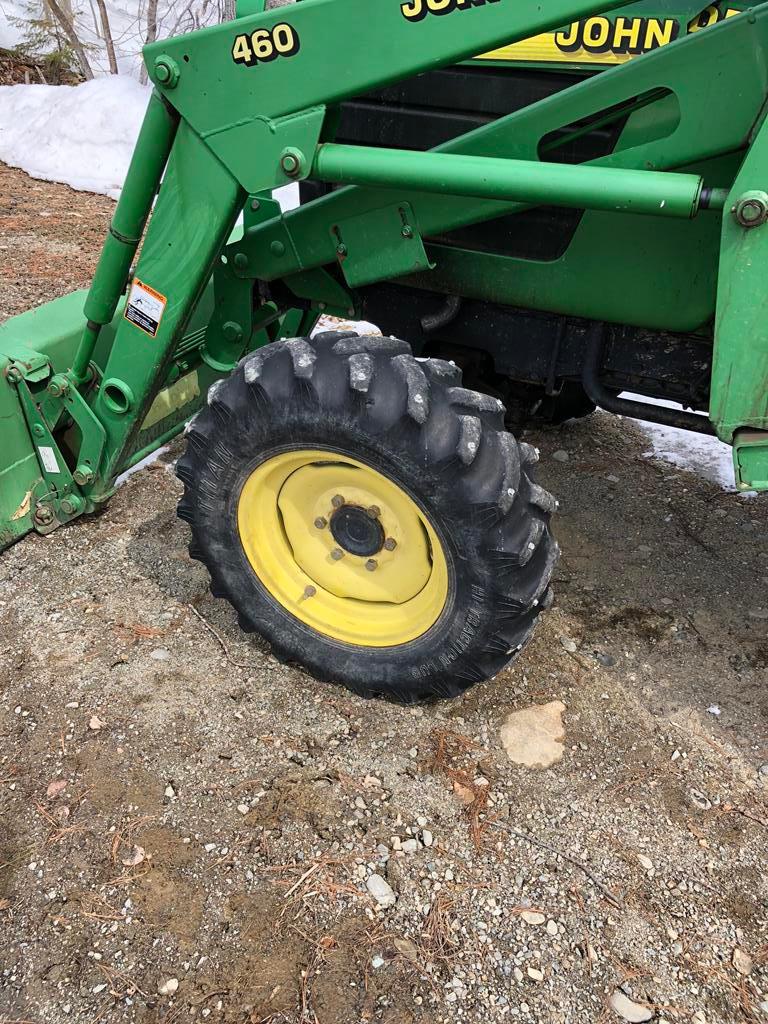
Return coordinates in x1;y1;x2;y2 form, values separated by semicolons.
115;446;168;487
0;76;151;197
0;77;304;208
622;392;744;492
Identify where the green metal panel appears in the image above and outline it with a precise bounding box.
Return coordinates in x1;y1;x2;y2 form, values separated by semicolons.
0;352;41;549
733;431;768;491
711;110;768;442
333;202;434;288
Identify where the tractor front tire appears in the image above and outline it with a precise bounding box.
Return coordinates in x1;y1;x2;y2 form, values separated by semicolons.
176;332;558;702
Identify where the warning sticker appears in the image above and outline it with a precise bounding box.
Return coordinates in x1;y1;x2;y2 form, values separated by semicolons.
124;278;167;338
38;445;60;474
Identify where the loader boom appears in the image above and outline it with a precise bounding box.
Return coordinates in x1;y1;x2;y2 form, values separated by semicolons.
87;0;645;487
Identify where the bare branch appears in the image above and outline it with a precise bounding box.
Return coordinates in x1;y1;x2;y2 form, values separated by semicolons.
95;0;118;74
139;0;158;85
44;0;94;79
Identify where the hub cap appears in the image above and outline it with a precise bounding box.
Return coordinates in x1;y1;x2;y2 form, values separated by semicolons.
330;505;384;557
237;450;449;647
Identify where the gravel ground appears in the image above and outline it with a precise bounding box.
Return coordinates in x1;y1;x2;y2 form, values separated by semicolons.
1;163;767;1024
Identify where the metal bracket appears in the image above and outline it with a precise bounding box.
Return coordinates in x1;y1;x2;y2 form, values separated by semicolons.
7;366;89;531
200;106;327;195
331;202;434;290
53;376;108;488
733;429;768;491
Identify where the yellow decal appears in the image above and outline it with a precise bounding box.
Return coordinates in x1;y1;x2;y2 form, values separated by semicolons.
402;0;500;24
232;22;300;67
141;371;201;431
476;8;742;65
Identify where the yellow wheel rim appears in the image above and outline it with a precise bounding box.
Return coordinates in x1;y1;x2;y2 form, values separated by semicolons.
237;450;449;647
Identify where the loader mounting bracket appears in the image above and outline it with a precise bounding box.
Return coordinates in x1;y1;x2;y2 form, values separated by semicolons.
330;202;434;290
7;367;92;532
201;105;326;195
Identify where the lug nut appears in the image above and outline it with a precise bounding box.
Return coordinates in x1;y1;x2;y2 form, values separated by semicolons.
331;548;344;561
367;505;381;519
303;585;317;599
365;559;378;572
384;537;397;551
314;516;327;529
331;495;344;509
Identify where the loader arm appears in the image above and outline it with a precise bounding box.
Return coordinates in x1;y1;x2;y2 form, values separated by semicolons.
75;0;649;494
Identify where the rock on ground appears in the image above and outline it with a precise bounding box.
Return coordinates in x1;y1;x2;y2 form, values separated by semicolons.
500;700;566;768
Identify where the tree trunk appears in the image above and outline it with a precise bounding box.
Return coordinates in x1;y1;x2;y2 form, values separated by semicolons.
95;0;118;74
222;0;236;21
139;0;159;85
44;0;94;80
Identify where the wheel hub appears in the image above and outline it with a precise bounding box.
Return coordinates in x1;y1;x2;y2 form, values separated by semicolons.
330;504;384;557
236;451;449;647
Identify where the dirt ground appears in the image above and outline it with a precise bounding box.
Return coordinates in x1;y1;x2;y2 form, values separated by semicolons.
1;163;767;1024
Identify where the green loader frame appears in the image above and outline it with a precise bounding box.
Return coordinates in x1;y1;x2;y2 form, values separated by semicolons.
2;0;768;548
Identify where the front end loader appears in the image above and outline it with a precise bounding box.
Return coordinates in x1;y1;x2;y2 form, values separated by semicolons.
1;0;767;700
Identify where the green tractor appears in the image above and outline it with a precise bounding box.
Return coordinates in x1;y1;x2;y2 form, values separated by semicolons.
1;0;766;700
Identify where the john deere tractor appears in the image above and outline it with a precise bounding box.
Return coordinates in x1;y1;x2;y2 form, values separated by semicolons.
1;0;767;700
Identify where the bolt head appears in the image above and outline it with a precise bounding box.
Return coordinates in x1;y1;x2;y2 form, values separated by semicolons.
733;190;768;228
331;495;345;509
34;504;54;525
47;376;69;398
153;55;180;88
222;320;243;342
331;548;344;561
741;201;763;222
280;150;303;177
365;559;378;572
314;517;327;530
366;505;381;519
384;537;397;551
